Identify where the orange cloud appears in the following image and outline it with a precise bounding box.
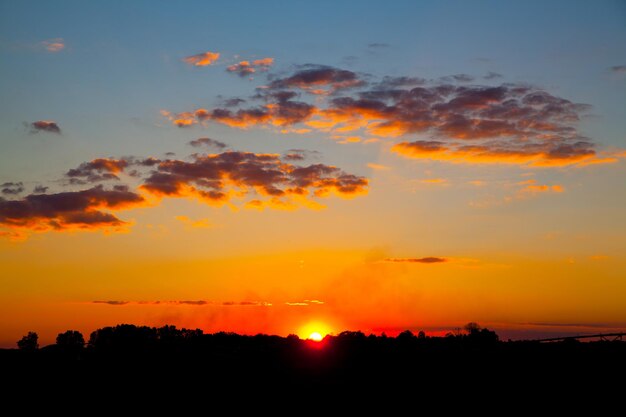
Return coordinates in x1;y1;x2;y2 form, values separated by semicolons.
384;257;447;264
41;38;65;52
367;163;391;171
183;51;220;67
175;215;213;229
226;57;273;77
420;178;448;185
162;65;622;168
140;152;368;207
30;120;61;134
0;185;146;236
392;140;613;168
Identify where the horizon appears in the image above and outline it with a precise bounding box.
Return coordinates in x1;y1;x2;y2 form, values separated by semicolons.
1;0;626;348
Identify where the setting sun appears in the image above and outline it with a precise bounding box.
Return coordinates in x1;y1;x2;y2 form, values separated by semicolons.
308;332;323;342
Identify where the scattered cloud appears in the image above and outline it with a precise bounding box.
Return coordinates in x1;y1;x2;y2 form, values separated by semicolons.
140;151;368;205
517;179;564;195
0;148;368;239
268;64;365;94
483;71;503;80
175;215;212;229
420;178;448;185
41;38;65;52
0;185;145;235
33;185;48;194
30;120;61;134
161;65;621;167
1;182;24;195
188;137;227;150
609;65;626;74
183;51;220;67
384;257;447;264
367;163;391;171
227;57;274;77
65;158;129;184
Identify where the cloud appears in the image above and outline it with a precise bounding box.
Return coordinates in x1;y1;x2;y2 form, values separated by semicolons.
1;182;24;195
93;300;129;306
226;57;274;77
188;137;227;150
367;163;391;171
175;215;212;229
516;179;564;195
183;51;220;67
419;178;448;185
162;65;620;167
282;149;321;161
484;71;503;80
41;38;65;52
33;185;49;193
30;120;61;134
268;65;365;94
609;65;626;74
368;43;389;48
384;257;447;264
65;158;129;184
140;151;368;205
0;185;145;234
1;147;367;239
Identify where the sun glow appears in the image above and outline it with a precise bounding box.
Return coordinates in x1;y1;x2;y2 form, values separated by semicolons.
308;332;323;342
299;321;332;341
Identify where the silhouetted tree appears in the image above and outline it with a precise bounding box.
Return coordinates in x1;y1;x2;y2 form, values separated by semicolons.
464;322;481;335
56;330;85;350
417;330;426;339
397;330;416;342
17;332;39;351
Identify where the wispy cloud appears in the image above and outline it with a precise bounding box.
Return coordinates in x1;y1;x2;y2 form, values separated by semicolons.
30;120;61;134
227;57;273;77
384;257;447;264
41;38;65;52
609;65;626;74
183;51;220;67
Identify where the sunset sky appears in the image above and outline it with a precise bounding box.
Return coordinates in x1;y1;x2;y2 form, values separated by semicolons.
1;0;625;347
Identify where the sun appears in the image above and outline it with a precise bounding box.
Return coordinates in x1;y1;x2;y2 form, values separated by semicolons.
299;321;332;341
308;332;323;342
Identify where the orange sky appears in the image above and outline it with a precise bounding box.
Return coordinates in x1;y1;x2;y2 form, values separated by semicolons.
1;1;626;347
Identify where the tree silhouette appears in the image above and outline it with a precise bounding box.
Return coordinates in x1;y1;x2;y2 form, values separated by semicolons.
56;330;85;351
17;332;39;351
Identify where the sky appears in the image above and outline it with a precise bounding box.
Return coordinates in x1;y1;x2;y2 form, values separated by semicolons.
1;0;625;347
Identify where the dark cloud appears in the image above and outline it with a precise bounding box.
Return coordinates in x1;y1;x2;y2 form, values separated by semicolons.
268;65;365;94
188;138;227;150
443;74;474;83
484;71;503;80
609;65;626;74
66;158;129;184
162;66;613;167
282;149;321;161
222;98;246;107
1;182;24;195
30;120;61;134
93;300;129;306
374;76;426;90
140;151;368;203
33;185;48;194
0;185;145;232
384;257;448;264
